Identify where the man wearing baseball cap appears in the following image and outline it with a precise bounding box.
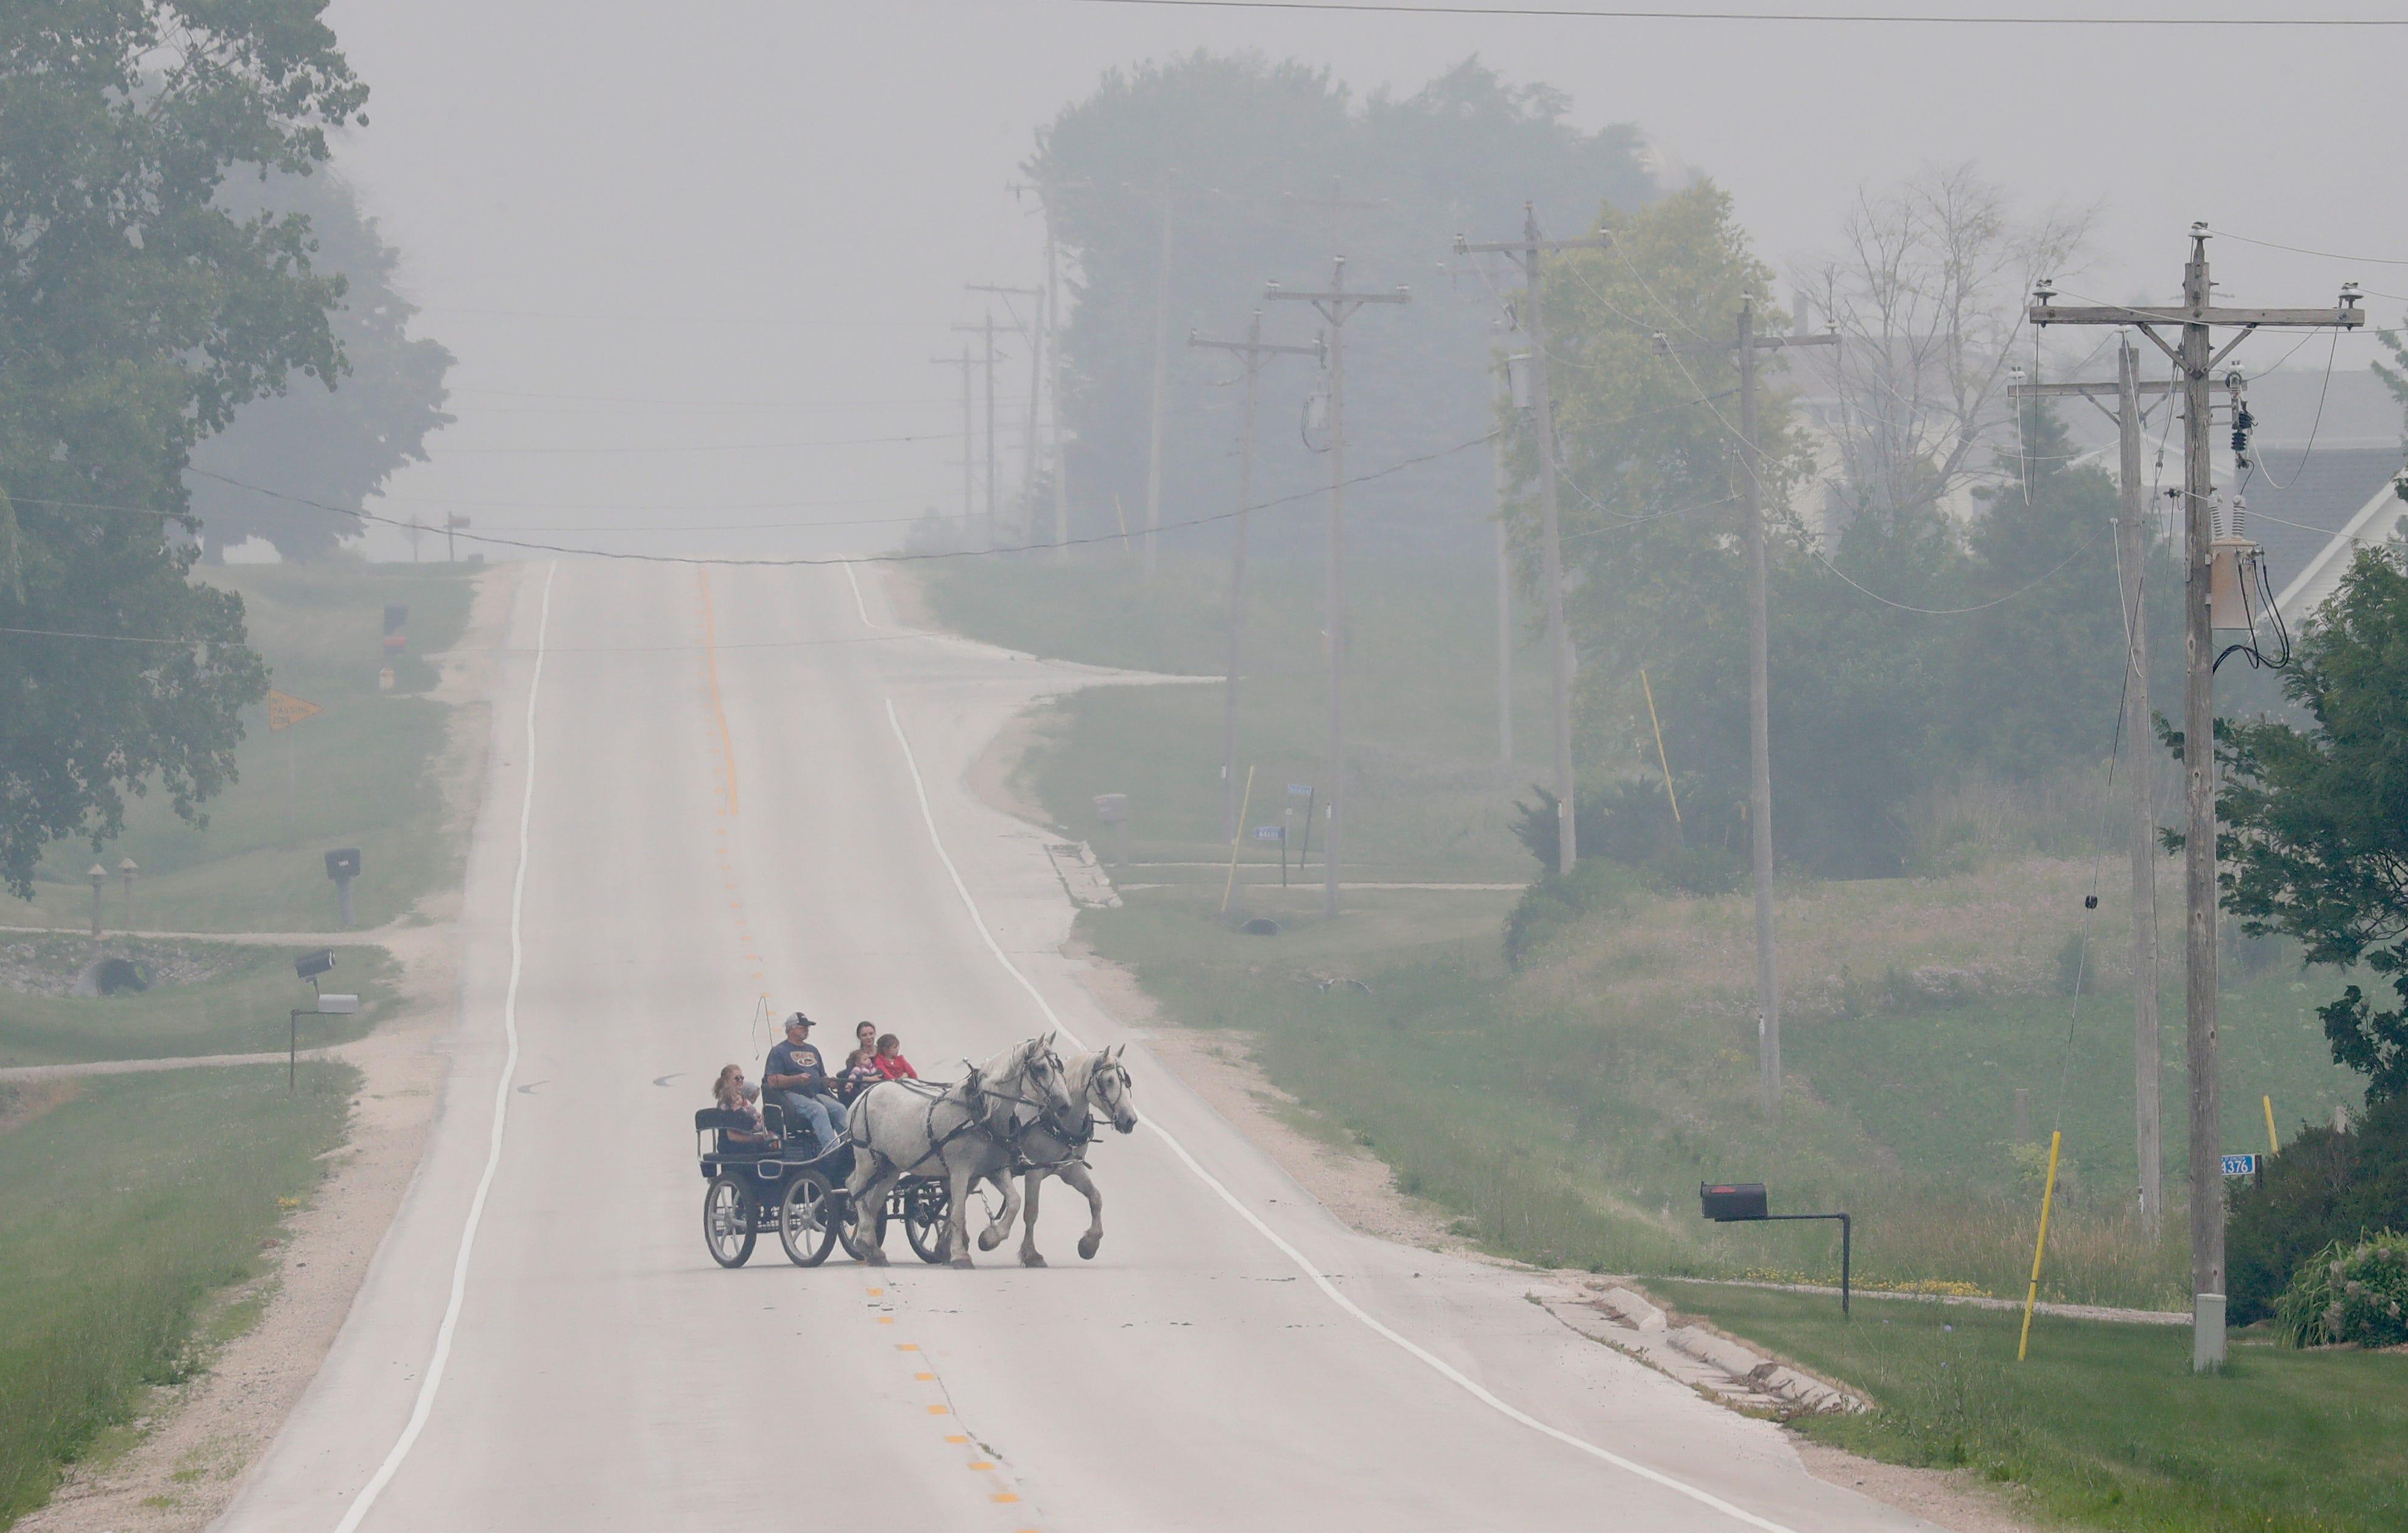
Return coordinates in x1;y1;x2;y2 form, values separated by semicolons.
762;1011;845;1154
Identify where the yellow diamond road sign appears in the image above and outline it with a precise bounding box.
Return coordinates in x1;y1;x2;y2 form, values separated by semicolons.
266;690;323;733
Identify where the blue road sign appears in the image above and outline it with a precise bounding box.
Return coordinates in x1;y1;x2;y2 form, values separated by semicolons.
2221;1154;2259;1177
1287;783;1313;797
1254;826;1284;841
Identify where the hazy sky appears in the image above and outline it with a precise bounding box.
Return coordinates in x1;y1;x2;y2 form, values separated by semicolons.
320;0;2404;562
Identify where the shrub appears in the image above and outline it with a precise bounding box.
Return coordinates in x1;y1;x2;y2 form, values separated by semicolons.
2228;1092;2408;1324
1502;858;1644;969
2273;1231;2408;1347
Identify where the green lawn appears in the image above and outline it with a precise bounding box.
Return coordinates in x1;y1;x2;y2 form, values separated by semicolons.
0;1064;355;1528
14;560;480;933
0;936;397;1068
1790;972;2362;1213
1652;1279;2408;1532
927;552;1548;875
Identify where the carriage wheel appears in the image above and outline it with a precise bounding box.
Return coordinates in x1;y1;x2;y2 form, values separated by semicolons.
703;1175;756;1268
778;1171;842;1267
901;1178;952;1266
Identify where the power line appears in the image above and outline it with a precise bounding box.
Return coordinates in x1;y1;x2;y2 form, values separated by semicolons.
435;427;1031;456
2203;227;2408;267
1076;0;2408;22
1804;522;2111;614
188;433;1497;568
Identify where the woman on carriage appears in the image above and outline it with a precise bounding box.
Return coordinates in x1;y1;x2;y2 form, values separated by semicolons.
711;1065;778;1145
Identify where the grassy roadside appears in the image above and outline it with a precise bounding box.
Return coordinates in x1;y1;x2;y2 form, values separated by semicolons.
1650;1280;2408;1532
0;1064;356;1528
1084;885;2351;1307
0;935;399;1068
15;560;481;933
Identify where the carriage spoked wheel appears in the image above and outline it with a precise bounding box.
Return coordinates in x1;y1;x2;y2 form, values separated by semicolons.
777;1171;843;1268
900;1177;954;1266
703;1174;756;1268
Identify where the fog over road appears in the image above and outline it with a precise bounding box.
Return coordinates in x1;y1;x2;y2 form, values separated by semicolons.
219;561;1927;1532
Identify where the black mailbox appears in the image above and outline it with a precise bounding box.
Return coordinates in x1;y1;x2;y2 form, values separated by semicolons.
294;948;337;981
325;848;361;880
1701;1182;1770;1222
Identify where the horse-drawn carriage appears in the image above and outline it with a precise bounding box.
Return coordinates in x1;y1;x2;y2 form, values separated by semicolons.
694;1106;960;1268
694;1036;1136;1270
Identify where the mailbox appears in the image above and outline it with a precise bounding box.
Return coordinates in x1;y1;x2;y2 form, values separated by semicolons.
325;848;361;880
1093;794;1128;824
1701;1182;1770;1222
294;949;337;981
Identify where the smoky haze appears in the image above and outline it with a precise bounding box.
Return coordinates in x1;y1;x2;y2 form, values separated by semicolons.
317;0;2403;565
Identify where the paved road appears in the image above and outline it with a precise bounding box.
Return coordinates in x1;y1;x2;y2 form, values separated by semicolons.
218;560;1933;1533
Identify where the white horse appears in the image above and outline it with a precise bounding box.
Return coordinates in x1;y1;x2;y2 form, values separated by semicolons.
843;1034;1074;1268
974;1044;1138;1267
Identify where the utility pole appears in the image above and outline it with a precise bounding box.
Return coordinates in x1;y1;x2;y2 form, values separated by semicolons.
1267;258;1410;919
1189;312;1323;841
953;315;1004;547
1492;351;1516;771
1460;207;1607;878
1145;180;1173;576
1046;214;1070;555
2032;227;2362;1372
931;346;977;534
971;284;1044;542
2010;342;2211;1236
1660;301;1836;1112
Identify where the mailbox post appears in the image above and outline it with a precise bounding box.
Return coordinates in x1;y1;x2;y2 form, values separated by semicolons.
1702;1181;1853;1315
290;948;354;1090
325;847;361;929
1093;793;1130;869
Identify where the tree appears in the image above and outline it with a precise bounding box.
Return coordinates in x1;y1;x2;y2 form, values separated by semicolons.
1027;51;1654;556
1795;164;2090;527
1940;402;2169;776
186;169;454;561
0;1;365;896
2217;551;2408;1101
1546;184;1939;876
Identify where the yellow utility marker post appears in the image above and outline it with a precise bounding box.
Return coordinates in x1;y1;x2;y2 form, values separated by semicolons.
2018;1129;2063;1361
1640;668;1683;843
2264;1095;2280;1157
1220;765;1256;915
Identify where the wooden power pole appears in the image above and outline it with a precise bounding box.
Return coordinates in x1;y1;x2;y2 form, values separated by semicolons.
952;315;1005;547
2032;227;2362;1370
1661;302;1836;1112
1266;259;1409;919
1459;208;1607;879
971;282;1044;542
1144;183;1172;576
1190;312;1323;842
930;346;977;535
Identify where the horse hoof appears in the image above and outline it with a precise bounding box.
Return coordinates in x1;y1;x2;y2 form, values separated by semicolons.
1078;1233;1102;1261
1021;1251;1047;1268
977;1229;1004;1252
950;1255;974;1271
862;1249;890;1268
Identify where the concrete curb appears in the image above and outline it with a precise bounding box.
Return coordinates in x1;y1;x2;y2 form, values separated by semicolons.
1535;1283;1868;1418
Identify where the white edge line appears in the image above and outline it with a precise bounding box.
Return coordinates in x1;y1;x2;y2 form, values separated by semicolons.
331;559;557;1533
841;561;888;633
878;696;1802;1533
